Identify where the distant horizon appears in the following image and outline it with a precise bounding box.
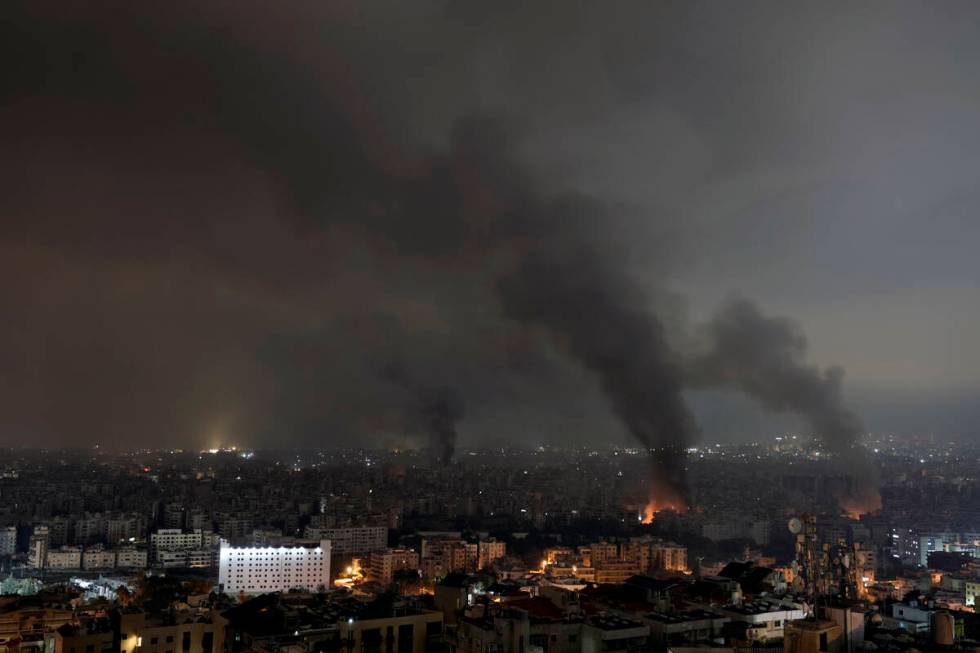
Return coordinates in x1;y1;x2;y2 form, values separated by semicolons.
0;433;968;456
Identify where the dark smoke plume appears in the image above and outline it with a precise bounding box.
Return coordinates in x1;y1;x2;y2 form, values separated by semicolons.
381;362;465;464
495;195;696;504
0;2;881;515
687;299;880;511
419;388;465;465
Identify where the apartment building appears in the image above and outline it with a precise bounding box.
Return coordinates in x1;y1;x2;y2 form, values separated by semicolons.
218;540;331;595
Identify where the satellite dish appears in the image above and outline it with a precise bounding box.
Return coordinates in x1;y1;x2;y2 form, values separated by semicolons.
788;517;802;534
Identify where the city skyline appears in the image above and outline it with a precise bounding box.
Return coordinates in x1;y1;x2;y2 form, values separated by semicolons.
4;3;980;645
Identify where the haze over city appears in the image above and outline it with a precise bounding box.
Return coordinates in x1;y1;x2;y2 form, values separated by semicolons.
5;4;980;653
3;1;980;458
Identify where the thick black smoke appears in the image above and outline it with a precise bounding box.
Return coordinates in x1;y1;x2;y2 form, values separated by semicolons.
687;299;880;510
496;195;696;503
380;361;466;464
0;1;881;507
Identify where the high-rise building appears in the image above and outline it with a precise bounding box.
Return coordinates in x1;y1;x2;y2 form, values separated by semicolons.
218;539;331;595
29;526;49;569
0;526;17;556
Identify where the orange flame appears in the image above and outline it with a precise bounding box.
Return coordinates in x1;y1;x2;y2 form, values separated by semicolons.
641;460;689;524
640;497;687;524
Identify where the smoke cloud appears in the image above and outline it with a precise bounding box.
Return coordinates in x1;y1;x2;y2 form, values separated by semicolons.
495;194;696;502
687;299;880;509
0;1;891;505
419;388;466;465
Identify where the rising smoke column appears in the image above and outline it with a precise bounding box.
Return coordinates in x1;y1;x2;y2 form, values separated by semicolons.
419;387;465;465
687;299;881;514
495;194;697;509
378;360;466;464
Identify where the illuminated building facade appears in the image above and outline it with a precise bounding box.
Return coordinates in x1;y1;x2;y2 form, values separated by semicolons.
218;539;331;595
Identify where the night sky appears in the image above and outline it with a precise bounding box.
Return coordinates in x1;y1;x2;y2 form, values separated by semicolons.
2;1;979;451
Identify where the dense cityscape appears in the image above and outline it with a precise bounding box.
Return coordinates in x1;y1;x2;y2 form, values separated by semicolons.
1;437;979;653
5;3;980;653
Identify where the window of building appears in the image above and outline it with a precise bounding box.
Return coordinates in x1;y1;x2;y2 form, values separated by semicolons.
397;625;414;653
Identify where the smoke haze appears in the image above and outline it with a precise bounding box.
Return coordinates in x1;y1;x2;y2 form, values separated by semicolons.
2;1;977;483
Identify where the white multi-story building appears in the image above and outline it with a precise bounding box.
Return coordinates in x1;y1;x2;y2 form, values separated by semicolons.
218;539;331;595
304;526;385;556
0;526;16;556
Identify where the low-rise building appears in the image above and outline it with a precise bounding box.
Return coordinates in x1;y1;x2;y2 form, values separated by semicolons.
47;546;83;570
50;621;114;653
784;619;843;653
116;546;149;569
223;592;443;653
115;608;227;653
716;599;807;644
594;561;641;585
83;546;118;570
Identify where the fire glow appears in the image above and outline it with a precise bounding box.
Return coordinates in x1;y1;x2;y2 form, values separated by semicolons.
640;497;688;524
839;487;883;520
